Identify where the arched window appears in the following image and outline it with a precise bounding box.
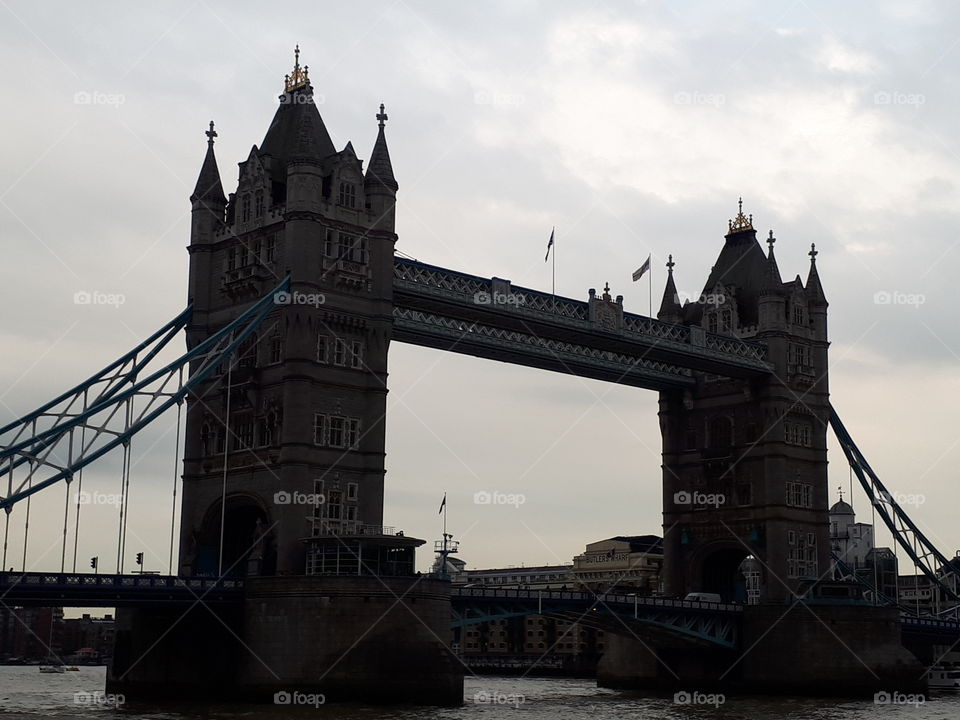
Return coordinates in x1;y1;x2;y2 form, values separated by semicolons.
241;194;252;223
708;415;733;449
201;423;212;456
254;190;264;218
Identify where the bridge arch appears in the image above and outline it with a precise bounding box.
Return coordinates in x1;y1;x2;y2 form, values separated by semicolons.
689;542;757;603
193;493;275;578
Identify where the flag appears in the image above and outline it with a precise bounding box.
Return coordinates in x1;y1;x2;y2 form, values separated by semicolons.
544;227;555;262
438;493;446;514
632;254;651;282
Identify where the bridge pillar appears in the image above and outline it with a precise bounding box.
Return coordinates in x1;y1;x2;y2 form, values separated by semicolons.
658;208;830;603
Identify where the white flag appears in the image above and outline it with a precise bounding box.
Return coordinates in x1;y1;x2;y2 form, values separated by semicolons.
632;254;651;282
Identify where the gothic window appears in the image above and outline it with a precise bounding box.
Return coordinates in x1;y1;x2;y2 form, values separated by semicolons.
328;416;345;448
346;418;360;449
338;182;357;208
792;303;805;326
313;414;326;445
347;482;358;501
253;239;262;264
346;505;357;521
265;235;276;262
333;338;347;366
327;490;342;519
201;423;213;456
317;335;329;363
254;190;264;218
784;421;812;447
241;194;251;223
269;337;283;364
227;248;237;271
736;484;752;506
708;416;733;449
347;235;368;264
233;416;254;450
350;340;364;369
719;308;732;332
706;313;718;333
324;228;337;258
789;343;811;370
237;333;257;369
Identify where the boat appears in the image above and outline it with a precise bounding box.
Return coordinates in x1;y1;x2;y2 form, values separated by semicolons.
928;664;960;691
38;665;65;673
65;666;80;671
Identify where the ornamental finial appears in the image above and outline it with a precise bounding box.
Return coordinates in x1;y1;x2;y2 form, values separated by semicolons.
285;44;311;92
602;281;611;300
767;229;776;253
666;254;675;273
377;103;388;128
728;196;754;233
809;243;818;262
205;120;217;146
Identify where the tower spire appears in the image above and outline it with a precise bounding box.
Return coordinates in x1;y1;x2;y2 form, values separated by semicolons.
658;254;683;322
365;102;398;193
285;44;310;92
806;242;827;306
191;120;226;205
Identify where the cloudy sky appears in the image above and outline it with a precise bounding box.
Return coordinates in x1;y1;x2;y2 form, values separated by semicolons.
2;0;960;583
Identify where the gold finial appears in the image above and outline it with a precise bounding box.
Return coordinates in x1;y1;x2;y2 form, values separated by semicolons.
377;103;388;128
285;44;311;92
728;196;754;233
838;485;844;503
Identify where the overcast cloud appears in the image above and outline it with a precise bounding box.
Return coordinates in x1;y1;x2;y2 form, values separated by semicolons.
1;1;959;581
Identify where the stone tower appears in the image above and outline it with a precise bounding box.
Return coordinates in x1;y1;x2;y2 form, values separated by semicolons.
658;201;830;602
179;48;400;576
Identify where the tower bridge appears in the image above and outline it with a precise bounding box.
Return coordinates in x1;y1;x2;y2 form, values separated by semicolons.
0;48;956;704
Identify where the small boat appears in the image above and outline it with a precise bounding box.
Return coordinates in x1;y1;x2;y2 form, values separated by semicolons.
928;664;960;691
38;665;65;674
65;666;80;671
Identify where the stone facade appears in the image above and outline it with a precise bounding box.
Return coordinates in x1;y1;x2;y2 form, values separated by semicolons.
180;56;399;577
658;207;830;602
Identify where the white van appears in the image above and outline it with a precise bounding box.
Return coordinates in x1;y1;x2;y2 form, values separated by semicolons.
684;592;722;603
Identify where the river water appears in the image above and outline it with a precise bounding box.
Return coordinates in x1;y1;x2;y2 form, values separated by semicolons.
1;667;959;719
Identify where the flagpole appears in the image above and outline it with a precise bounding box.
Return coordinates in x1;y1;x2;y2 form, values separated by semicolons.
648;259;652;318
552;227;556;311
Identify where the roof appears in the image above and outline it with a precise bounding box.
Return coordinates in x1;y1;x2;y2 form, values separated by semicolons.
830;500;855;516
365;124;397;192
685;227;768;326
191;143;226;205
602;535;664;553
259;85;336;179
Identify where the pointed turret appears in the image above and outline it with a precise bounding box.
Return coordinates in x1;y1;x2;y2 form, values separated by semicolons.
365;104;398;193
806;243;827;307
658;255;683;322
260;46;336;177
761;230;784;295
191;121;227;206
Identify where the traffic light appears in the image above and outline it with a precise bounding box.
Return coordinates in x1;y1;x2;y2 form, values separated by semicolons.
136;552;144;566
90;556;98;571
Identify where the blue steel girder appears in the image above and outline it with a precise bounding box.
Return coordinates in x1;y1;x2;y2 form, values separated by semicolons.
393;307;695;391
829;408;960;603
0;276;290;512
392;257;772;383
451;588;741;648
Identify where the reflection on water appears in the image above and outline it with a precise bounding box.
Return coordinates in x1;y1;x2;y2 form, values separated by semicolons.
0;667;958;719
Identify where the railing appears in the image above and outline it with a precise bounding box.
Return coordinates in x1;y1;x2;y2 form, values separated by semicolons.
394;257;769;368
451;587;742;613
0;571;244;591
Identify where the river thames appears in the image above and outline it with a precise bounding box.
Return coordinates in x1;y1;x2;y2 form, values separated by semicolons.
1;668;959;719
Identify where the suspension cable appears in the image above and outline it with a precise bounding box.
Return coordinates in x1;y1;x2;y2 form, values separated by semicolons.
168;369;183;575
218;359;233;577
71;389;88;573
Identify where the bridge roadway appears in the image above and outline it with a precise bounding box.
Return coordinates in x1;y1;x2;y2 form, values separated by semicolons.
2;571;957;648
392;258;773;391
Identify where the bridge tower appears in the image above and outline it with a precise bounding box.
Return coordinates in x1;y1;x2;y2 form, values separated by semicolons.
180;50;400;576
108;49;461;706
658;202;830;602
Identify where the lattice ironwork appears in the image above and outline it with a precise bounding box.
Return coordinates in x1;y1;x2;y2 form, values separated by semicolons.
393;307;693;386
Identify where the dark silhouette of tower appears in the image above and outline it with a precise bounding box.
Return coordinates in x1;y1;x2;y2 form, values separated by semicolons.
658;201;829;602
